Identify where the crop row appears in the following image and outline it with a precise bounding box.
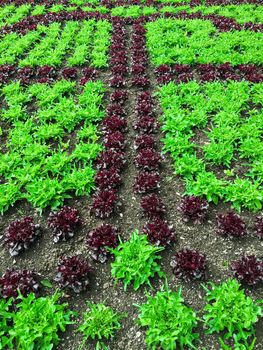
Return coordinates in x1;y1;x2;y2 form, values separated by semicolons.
157;80;263;212
1;8;262;36
0;238;262;349
0;19;111;67
0;3;262;28
146;18;262;66
0;79;105;213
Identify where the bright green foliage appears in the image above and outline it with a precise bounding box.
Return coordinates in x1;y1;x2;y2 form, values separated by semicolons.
137;287;199;350
8;292;76;350
110;231;164;291
0;20;111;68
146;19;263;66
77;303;126;350
0;298;14;350
111;5;156;17
157;81;263;211
0;80;105;212
203;279;262;349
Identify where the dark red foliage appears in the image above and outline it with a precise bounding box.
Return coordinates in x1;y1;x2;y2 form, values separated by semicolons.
107;104;126;118
216;212;246;237
136;101;153;117
91;189;118;218
47;206;81;243
95;168;122;190
137;91;153;105
134;172;160;193
109;75;126;87
101;116;128;134
86;224;119;263
82;67;97;80
55;256;92;293
140;194;166;219
132;75;150;87
255;216;263;239
134;134;155;150
171;248;207;281
134;149;162;170
143;218;176;246
110;90;128;104
134;116;158;133
104;131;126;150
0;269;39;298
36;65;56;80
131;64;146;75
4;217;41;256
61;67;78;80
17;66;34;85
179;196;209;224
231;254;263;286
97;149;125;170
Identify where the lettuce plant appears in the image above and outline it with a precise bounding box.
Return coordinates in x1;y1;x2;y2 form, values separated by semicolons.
9;292;75;350
97;149;126;170
86;224;119;263
102;115;128;134
134;171;161;193
137;287;200;350
77;303;125;350
104;131;126;150
55;256;92;293
4;217;41;256
0;269;39;299
95;168;122;190
134;149;162;170
203;279;262;349
216;211;246;237
134;134;155;150
48;206;81;243
143;218;176;247
171;248;207;281
140;193;166;219
91;189;118;218
110;231;164;291
178;196;209;224
231;254;263;286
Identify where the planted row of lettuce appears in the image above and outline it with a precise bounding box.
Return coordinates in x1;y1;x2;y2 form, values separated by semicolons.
0;79;105;213
0;248;262;349
156;80;263;212
146;18;263;66
0;19;111;67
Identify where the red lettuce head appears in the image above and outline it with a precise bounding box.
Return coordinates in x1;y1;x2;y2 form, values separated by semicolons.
216;212;246;237
86;224;119;263
178;196;209;224
231;254;263;286
47;206;80;243
171;248;207;281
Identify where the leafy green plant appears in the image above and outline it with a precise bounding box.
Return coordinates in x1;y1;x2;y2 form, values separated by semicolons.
77;303;126;350
7;291;76;350
203;279;262;349
0;298;13;350
137;286;200;349
110;231;164;291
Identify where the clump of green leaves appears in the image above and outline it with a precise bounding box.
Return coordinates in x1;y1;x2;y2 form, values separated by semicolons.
77;303;126;350
110;230;164;291
0;298;13;349
137;287;200;350
8;292;76;350
203;279;262;349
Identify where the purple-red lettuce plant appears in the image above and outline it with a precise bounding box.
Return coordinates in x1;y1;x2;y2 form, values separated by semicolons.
143;218;176;246
140;194;166;219
171;248;207;281
95;168;122;190
91;189;118;218
4;217;41;256
134;134;155;150
216;212;246;237
134;149;162;171
47;206;80;243
104;131;126;150
86;224;119;263
102;116;127;134
0;269;39;298
134;172;160;193
231;254;263;286
179;196;209;224
55;256;92;293
255;216;263;239
97;149;125;170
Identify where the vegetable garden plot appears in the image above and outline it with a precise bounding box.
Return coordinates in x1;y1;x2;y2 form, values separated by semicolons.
0;2;263;350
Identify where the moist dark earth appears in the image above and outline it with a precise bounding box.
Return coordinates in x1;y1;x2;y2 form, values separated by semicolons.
0;21;263;350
